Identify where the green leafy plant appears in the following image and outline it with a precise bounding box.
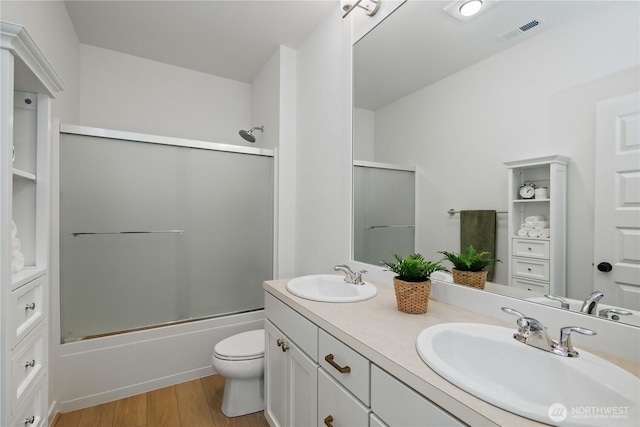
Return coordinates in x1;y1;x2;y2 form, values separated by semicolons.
438;245;500;272
380;253;449;282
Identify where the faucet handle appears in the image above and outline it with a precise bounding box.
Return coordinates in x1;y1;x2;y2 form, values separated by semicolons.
599;308;632;319
544;294;570;309
355;270;368;285
558;326;597;357
501;307;526;318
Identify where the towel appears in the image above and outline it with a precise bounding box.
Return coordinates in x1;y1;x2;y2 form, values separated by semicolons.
533;221;549;230
11;220;17;239
460;210;497;281
539;229;551;238
525;215;546;223
528;230;540;238
12;252;24;273
12;238;21;258
517;228;529;237
522;222;533;231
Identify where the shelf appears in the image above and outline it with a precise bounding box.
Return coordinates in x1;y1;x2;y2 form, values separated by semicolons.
11;266;47;290
512;235;550;241
12;168;37;182
513;198;550;203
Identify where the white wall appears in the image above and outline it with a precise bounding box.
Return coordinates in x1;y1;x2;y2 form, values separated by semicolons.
353;107;375;161
295;4;352;275
78;44;252;145
373;2;640;297
251;48;280;149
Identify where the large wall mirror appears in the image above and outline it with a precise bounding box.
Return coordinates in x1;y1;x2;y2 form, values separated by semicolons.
352;0;639;325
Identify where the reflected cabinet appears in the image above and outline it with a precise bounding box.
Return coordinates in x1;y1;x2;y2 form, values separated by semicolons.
505;155;569;296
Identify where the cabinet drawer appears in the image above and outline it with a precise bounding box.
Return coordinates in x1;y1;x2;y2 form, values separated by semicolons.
265;293;318;361
319;329;370;405
512;239;550;259
11;323;47;413
11;275;45;349
511;258;550;281
370;413;388;427
10;372;47;427
511;277;550;294
371;365;465;427
318;369;370;427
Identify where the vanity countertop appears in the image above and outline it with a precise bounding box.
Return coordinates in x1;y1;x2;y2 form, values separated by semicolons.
264;278;639;427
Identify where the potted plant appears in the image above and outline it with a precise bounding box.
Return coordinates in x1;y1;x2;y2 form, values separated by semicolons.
381;253;449;314
438;245;500;290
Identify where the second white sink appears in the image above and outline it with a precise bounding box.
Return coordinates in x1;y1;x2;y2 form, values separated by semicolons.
417;323;640;426
286;274;377;303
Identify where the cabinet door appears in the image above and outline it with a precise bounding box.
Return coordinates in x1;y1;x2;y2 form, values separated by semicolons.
265;321;287;427
288;341;318;427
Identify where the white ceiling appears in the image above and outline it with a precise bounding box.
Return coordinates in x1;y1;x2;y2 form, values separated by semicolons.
354;1;608;110
64;0;338;83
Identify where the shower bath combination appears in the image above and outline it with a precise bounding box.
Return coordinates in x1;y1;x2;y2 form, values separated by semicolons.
239;126;264;143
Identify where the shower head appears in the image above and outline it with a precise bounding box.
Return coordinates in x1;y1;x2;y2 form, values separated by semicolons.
239;126;264;143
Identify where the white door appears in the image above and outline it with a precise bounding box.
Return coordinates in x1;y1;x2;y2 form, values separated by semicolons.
594;92;640;310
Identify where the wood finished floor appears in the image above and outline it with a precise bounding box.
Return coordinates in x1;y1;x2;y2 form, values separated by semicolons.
52;375;269;427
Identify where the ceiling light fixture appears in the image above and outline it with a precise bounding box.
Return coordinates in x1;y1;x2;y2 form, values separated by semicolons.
459;0;483;17
443;0;498;22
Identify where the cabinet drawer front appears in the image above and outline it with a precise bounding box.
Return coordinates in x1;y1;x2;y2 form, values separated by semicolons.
11;323;47;413
511;277;550;294
265;293;318;361
318;369;370;427
319;329;370;405
511;258;550;281
512;239;550;259
10;372;47;427
371;365;465;427
370;414;388;427
11;275;45;349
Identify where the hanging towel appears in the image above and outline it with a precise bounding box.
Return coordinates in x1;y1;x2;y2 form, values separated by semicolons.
460;210;497;281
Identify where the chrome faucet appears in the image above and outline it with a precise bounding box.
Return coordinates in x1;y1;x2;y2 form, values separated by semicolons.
599;308;632;321
502;307;596;357
580;291;604;314
544;294;570;309
334;264;368;285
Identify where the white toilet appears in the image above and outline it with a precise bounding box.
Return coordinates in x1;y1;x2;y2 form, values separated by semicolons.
211;329;265;417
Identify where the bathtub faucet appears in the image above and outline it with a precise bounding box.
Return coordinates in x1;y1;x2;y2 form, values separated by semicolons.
334;264;368;285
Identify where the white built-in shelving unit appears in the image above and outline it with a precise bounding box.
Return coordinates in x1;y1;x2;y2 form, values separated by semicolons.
505;155;569;296
1;21;65;426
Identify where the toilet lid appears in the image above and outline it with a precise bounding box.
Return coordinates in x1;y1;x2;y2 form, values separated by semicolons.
214;329;264;360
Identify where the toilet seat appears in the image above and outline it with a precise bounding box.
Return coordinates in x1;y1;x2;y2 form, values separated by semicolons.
214;329;264;361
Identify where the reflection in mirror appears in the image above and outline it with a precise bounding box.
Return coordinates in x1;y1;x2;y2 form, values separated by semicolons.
352;1;640;324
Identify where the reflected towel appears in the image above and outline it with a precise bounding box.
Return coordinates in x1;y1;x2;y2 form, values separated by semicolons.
460;210;497;281
522;222;533;231
12;238;21;258
533;221;549;230
539;229;551;238
11;220;17;239
526;215;546;223
12;252;24;273
528;230;540;238
517;228;529;237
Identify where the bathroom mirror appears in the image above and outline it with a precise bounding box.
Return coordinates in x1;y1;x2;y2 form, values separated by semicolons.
352;0;640;324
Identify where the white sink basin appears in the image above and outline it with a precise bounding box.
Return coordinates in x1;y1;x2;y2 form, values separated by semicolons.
286;274;377;303
417;323;640;426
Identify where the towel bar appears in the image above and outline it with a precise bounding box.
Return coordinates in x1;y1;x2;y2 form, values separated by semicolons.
71;230;184;236
447;209;507;216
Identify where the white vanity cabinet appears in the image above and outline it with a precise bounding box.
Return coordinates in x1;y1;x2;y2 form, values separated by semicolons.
264;292;466;427
264;295;318;427
505;156;569;296
1;21;65;426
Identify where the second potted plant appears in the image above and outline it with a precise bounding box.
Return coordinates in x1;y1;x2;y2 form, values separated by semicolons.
381;253;448;314
438;245;500;290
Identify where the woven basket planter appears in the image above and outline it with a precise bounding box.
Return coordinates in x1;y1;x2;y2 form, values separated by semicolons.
393;278;431;314
452;269;488;290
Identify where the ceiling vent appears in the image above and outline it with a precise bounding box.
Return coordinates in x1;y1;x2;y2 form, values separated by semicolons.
499;17;545;41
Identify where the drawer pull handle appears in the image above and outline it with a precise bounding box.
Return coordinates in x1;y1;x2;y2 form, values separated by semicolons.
324;415;334;427
527;247;532;250
276;339;284;347
25;416;35;425
276;339;289;352
25;303;36;311
527;268;532;271
325;354;351;374
25;359;35;368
